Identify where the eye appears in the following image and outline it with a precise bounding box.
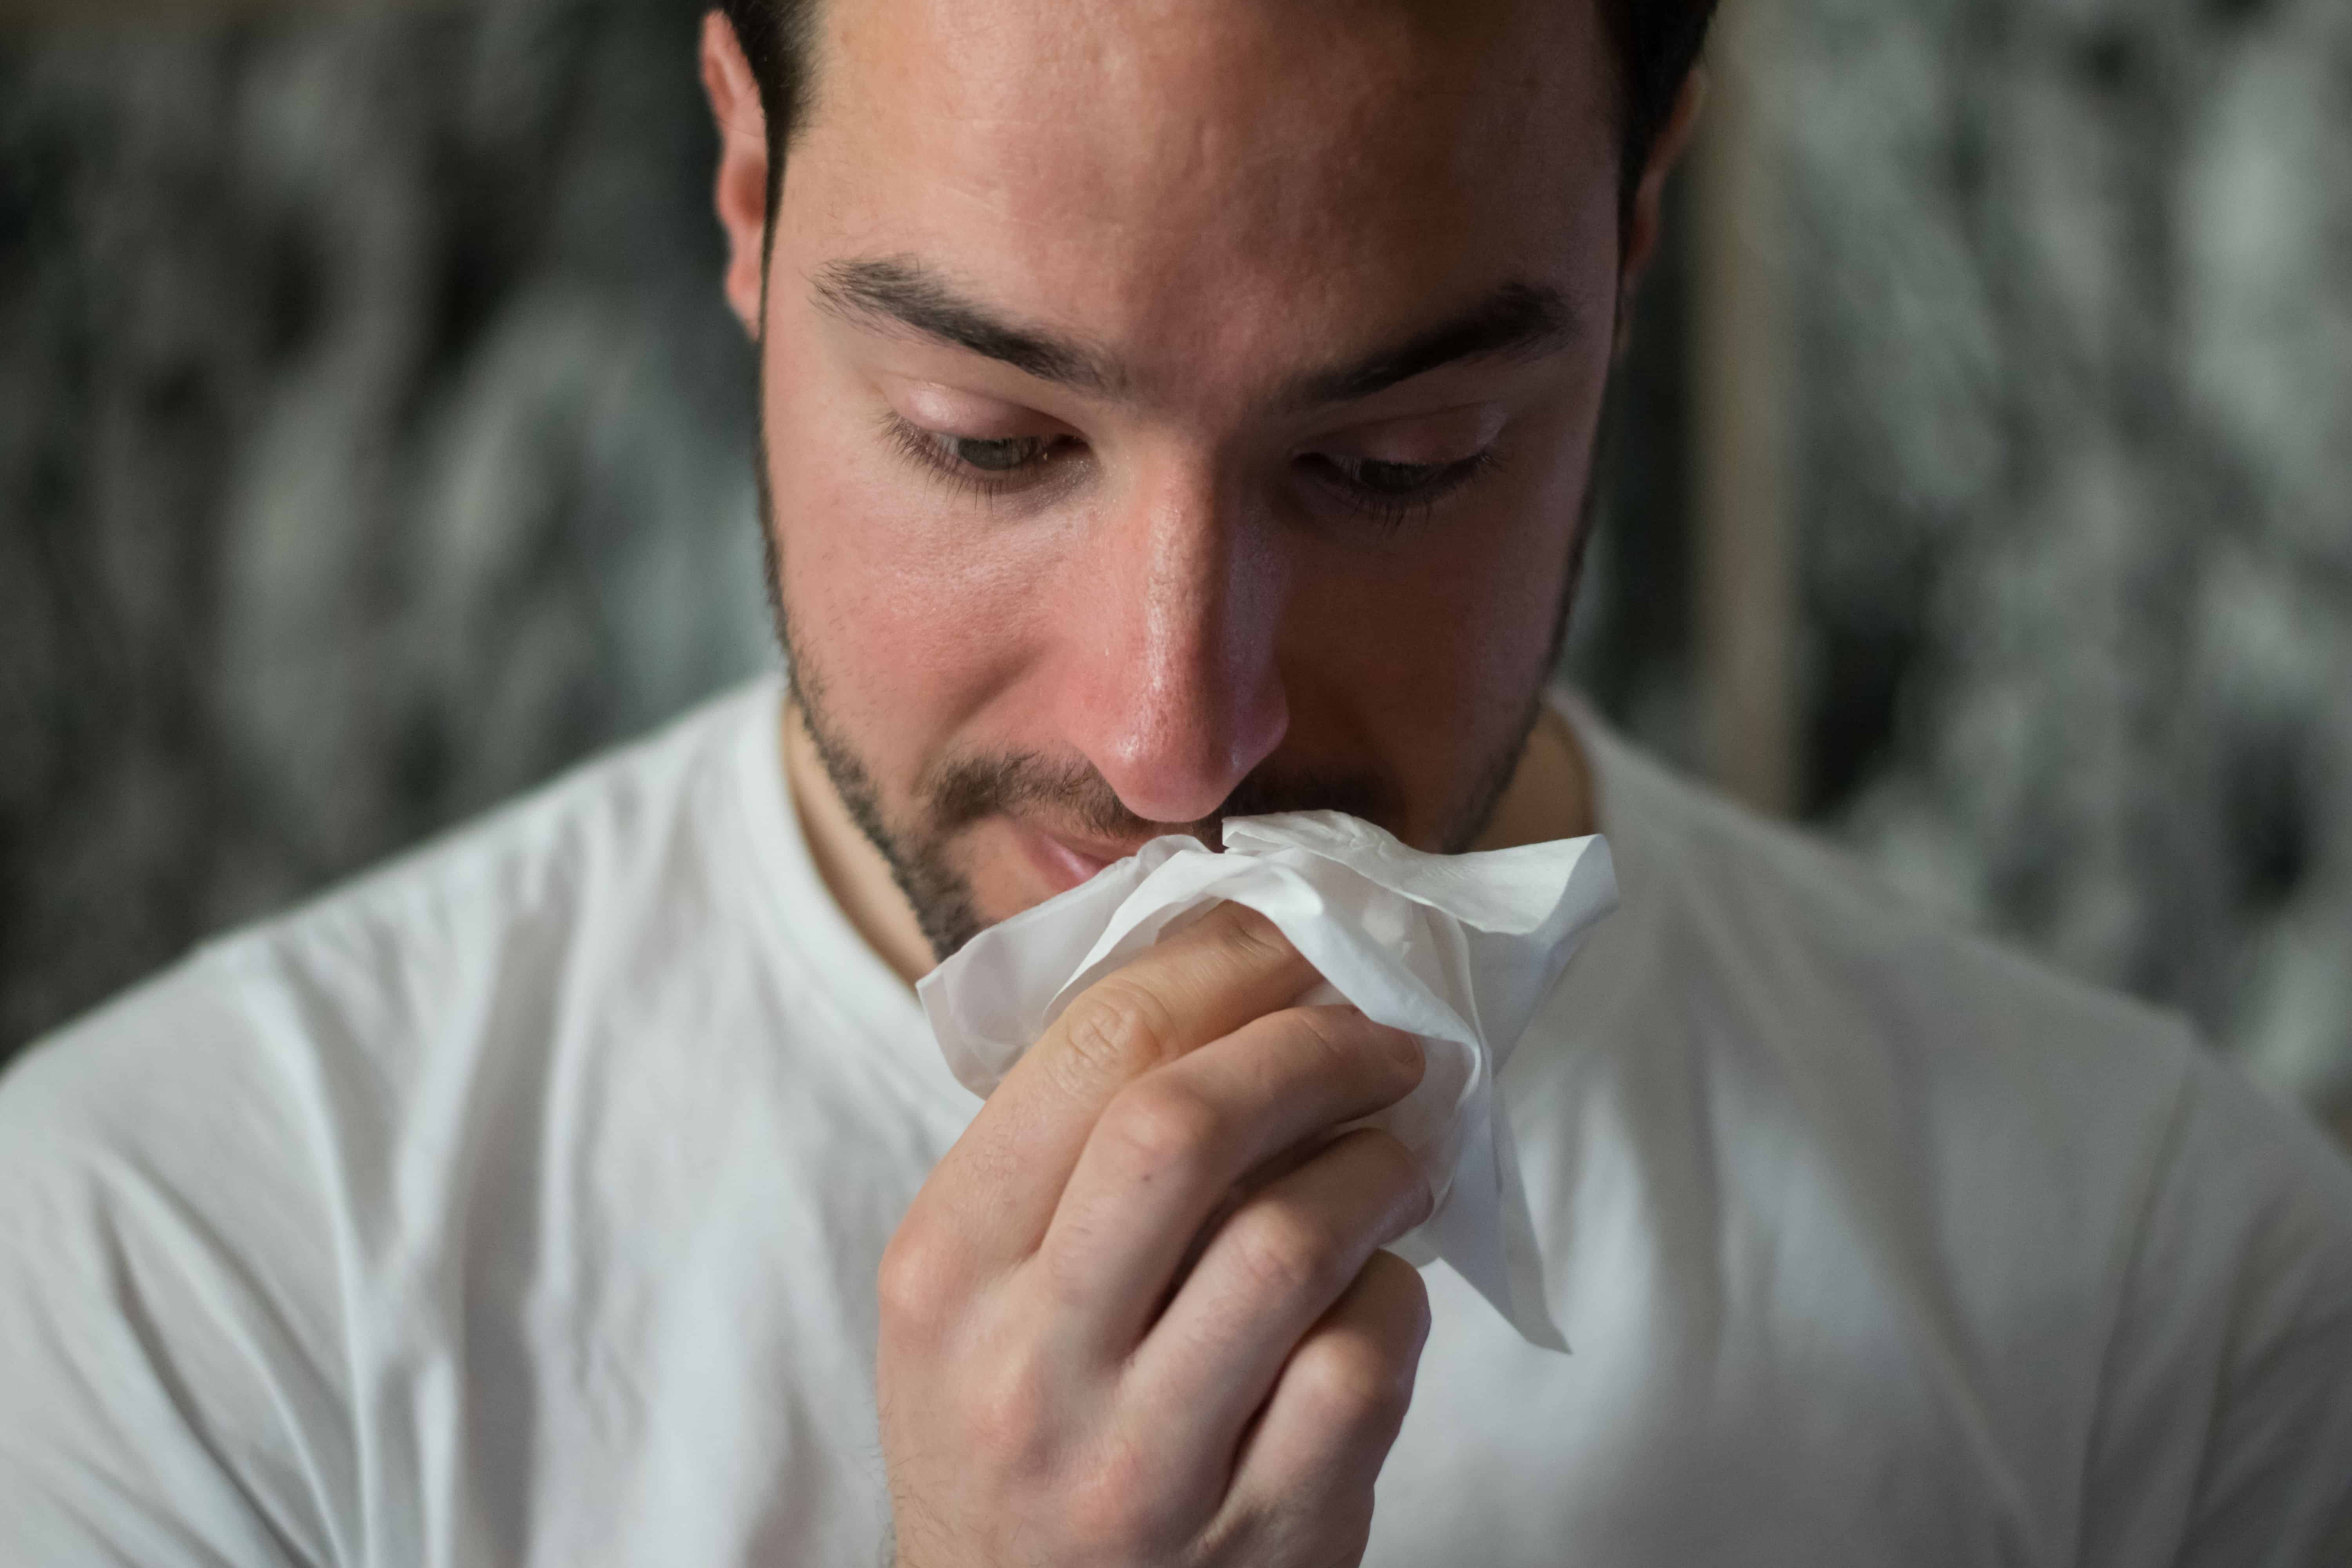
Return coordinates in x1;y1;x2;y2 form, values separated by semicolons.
1339;457;1459;496
1299;449;1500;525
940;434;1060;473
886;414;1082;494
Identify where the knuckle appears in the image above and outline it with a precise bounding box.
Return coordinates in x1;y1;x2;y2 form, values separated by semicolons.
964;1345;1057;1470
1062;1438;1182;1558
1098;1080;1224;1183
1284;1004;1359;1064
1229;1203;1349;1303
1210;902;1293;968
1294;1331;1414;1427
1055;980;1181;1086
1366;1250;1436;1346
875;1226;963;1335
1287;1007;1422;1091
1363;1131;1436;1230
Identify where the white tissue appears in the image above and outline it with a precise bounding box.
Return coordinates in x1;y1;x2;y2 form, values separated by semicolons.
916;810;1618;1350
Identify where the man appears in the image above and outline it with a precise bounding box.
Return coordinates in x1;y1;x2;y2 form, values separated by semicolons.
4;0;2349;1562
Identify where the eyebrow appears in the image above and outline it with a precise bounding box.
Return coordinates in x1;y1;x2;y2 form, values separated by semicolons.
1290;281;1580;406
814;256;1120;395
811;255;1579;407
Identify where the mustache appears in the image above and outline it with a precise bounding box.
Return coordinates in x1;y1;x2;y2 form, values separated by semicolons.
921;751;1400;852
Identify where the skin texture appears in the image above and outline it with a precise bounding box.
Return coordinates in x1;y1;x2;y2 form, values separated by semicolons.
699;1;1699;1559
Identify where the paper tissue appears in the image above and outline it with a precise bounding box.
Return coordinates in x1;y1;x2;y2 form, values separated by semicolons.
916;810;1617;1350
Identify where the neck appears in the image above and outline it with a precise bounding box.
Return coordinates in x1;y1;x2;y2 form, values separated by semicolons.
1469;697;1599;853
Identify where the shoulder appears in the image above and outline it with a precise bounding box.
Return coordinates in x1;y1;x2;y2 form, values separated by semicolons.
2083;1045;2352;1563
258;674;780;992
0;675;782;1236
1545;703;2352;1555
1558;700;2346;1233
0;679;784;1559
0;930;360;1562
1563;708;2203;1130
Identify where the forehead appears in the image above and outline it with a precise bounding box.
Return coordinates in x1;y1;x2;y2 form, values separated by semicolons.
780;0;1623;405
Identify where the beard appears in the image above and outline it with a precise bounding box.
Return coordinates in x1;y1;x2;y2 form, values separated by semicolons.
769;618;1556;965
753;409;1599;966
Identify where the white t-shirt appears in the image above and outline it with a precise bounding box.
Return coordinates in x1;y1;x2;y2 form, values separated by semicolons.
4;677;2348;1566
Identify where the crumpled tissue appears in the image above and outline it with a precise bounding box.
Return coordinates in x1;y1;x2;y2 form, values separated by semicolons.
916;810;1617;1350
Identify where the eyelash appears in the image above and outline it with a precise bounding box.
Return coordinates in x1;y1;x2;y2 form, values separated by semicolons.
883;415;1081;505
882;412;1503;530
1298;450;1504;531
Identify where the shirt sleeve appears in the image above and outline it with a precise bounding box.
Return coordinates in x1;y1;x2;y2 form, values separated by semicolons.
2078;1046;2352;1567
0;963;353;1568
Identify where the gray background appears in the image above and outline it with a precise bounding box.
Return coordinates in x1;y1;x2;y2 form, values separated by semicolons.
3;0;2347;1143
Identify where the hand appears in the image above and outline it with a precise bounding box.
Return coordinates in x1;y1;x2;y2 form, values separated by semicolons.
878;902;1435;1567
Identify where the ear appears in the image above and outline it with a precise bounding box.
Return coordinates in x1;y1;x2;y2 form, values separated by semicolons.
702;10;772;339
1614;68;1708;357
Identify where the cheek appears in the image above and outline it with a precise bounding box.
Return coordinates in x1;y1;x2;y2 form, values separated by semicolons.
759;332;1055;784
1287;421;1592;789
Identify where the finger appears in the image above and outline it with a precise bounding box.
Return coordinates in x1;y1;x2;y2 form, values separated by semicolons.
1220;1249;1431;1541
1037;1007;1423;1351
1124;1128;1431;1451
913;902;1319;1274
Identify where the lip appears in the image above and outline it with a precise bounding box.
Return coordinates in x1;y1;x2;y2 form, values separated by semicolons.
1012;820;1136;897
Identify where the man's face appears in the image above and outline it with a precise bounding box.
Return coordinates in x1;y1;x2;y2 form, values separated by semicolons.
747;0;1627;956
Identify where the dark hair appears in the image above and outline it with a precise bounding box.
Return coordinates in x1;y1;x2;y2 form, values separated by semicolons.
1597;0;1720;218
715;0;1718;237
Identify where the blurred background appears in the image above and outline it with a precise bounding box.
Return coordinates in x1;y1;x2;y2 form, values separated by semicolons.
3;0;2348;1142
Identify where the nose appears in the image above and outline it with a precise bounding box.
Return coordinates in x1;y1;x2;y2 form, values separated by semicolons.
1054;459;1290;826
